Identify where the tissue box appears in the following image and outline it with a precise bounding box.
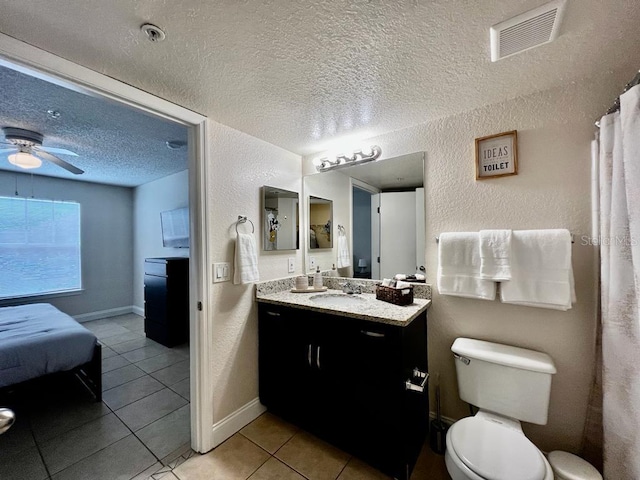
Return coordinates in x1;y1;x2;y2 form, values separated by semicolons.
376;285;414;306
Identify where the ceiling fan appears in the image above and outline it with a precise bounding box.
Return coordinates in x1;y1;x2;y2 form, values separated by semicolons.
0;127;84;175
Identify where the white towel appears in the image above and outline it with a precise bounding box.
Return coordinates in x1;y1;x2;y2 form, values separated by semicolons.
233;233;259;285
479;230;513;280
500;229;575;310
336;231;351;268
437;232;496;300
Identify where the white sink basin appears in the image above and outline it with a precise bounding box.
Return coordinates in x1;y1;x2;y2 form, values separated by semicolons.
310;294;367;307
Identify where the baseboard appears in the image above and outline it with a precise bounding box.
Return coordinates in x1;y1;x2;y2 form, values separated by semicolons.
74;306;135;323
132;305;144;317
210;397;266;449
429;411;456;426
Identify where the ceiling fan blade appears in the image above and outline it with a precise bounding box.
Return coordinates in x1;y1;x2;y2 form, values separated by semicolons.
35;146;79;156
0;148;17;154
35;150;84;175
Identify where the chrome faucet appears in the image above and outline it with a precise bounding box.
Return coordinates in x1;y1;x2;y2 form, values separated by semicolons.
341;281;363;295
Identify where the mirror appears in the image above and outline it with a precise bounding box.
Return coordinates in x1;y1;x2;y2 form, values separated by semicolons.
309;196;333;249
262;186;299;251
303;152;425;279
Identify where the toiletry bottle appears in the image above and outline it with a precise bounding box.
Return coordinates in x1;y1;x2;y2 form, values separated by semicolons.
314;266;323;289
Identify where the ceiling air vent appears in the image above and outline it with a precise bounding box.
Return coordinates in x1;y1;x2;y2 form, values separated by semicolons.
490;0;566;62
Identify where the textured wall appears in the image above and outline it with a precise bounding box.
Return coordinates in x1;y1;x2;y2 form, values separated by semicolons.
0;171;133;316
302;72;628;452
132;170;189;310
207;123;302;422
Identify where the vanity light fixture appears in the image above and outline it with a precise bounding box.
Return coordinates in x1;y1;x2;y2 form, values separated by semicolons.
314;145;382;172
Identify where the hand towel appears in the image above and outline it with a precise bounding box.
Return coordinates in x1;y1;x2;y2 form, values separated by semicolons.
500;229;575;310
437;232;496;300
233;233;259;285
336;231;351;268
479;230;513;281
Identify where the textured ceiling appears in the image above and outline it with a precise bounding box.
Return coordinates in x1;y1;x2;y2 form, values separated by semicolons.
0;1;638;157
0;65;187;187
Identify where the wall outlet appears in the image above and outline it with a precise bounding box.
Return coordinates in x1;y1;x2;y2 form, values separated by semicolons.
309;256;316;271
213;262;231;283
287;257;295;273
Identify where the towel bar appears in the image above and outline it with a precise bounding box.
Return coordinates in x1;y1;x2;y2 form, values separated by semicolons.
435;233;575;243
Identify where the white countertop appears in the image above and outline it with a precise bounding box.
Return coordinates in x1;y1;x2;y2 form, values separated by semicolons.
256;288;431;326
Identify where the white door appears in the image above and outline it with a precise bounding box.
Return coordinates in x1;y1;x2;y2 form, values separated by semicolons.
379;191;416;279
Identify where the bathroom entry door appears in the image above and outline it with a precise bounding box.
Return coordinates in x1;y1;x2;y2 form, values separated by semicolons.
379;191;417;280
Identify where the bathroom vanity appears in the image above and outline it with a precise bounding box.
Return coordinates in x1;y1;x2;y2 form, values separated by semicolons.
257;287;430;480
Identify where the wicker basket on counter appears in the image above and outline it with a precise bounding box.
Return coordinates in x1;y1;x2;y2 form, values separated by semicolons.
375;284;414;306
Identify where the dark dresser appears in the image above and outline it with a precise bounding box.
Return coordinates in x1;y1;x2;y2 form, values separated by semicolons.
144;257;189;347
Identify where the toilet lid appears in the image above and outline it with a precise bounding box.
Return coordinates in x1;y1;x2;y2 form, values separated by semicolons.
450;417;546;480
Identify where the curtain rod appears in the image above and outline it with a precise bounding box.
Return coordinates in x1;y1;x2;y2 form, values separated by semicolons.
595;69;640;127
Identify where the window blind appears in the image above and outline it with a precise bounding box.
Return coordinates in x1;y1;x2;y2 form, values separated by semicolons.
0;196;81;299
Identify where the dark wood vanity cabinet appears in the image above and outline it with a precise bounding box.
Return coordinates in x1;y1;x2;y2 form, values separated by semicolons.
258;303;429;480
144;257;189;347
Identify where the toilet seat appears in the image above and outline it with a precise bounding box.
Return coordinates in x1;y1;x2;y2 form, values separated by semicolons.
449;416;546;480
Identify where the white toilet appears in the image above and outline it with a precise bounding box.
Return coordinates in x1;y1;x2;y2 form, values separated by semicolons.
445;338;557;480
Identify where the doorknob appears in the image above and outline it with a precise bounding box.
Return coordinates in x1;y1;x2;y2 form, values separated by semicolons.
0;408;15;435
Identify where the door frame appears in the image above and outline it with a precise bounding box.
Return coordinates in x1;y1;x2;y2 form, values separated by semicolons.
0;33;214;452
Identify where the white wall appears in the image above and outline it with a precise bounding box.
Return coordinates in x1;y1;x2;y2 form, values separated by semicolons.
132;170;189;311
302;72;628;453
0;171;133;317
207;123;303;422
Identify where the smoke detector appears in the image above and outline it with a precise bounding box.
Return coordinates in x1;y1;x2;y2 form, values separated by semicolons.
141;24;166;43
490;0;566;62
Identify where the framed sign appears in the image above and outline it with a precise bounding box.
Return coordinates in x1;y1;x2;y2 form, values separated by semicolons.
475;130;518;180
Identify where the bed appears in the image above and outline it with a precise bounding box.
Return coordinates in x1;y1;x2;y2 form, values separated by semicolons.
0;303;102;400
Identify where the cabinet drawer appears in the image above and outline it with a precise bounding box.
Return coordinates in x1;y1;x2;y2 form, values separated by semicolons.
145;260;168;276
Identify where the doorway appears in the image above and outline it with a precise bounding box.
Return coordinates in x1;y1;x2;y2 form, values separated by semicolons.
0;32;212;453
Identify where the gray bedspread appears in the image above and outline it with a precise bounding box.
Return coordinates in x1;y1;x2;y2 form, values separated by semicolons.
0;303;97;388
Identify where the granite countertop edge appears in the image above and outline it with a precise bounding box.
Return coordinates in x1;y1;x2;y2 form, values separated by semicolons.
256;289;431;326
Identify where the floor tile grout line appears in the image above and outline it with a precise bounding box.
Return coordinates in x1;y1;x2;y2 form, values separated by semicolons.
114;399;190;440
30;401;115;447
103;376;172;411
28;414;54;480
266;430;315;480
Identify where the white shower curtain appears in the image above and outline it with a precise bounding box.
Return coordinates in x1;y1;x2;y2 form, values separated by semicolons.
598;84;640;480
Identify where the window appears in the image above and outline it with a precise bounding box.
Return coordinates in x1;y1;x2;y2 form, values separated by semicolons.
0;196;81;299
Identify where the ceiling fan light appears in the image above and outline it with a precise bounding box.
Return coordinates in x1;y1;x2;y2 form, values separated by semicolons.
8;152;42;169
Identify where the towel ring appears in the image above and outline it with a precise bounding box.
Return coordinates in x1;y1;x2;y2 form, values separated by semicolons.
236;215;255;234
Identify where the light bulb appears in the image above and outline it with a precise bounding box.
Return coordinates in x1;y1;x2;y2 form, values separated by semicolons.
8;152;42;169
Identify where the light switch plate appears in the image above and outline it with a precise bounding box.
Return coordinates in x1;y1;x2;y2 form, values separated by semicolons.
213;262;231;283
288;257;295;273
309;256;316;271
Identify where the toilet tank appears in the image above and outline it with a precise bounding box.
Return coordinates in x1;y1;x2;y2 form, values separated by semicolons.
452;338;557;425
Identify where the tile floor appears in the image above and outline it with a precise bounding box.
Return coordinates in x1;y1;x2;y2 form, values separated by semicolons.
0;313;449;480
172;412;450;480
0;313;191;480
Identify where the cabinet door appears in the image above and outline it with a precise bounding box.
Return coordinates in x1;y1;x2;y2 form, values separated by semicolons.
258;305;318;426
144;274;168;325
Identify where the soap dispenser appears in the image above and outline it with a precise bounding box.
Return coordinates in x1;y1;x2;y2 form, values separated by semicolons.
314;266;323;289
